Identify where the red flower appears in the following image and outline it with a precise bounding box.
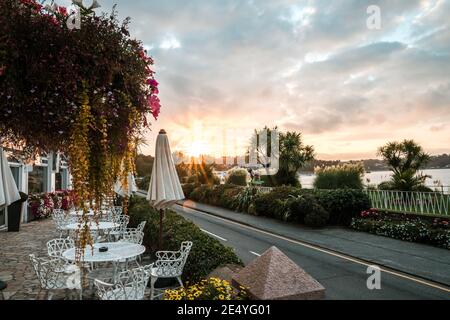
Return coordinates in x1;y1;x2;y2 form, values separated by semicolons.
58;6;68;16
0;66;5;76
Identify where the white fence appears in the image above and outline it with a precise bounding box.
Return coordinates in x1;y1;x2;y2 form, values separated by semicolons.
364;190;450;217
254;186;449;217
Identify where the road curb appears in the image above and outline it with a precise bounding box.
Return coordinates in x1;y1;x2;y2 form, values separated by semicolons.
177;201;450;290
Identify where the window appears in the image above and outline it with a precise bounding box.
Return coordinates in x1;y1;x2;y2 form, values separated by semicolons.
28;166;47;194
10;166;20;190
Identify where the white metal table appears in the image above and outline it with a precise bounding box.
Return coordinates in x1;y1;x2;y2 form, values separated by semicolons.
62;222;118;231
62;242;146;298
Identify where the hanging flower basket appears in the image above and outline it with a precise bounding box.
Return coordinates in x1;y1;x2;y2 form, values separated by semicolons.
0;0;161;256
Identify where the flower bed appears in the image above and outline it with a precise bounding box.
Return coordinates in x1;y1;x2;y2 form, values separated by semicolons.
28;190;75;219
350;209;450;249
127;197;243;283
164;277;248;300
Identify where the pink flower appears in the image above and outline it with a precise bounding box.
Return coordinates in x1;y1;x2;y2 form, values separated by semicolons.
58;6;68;16
147;95;161;120
146;78;158;87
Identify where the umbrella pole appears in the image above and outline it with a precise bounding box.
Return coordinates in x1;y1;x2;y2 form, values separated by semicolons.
158;209;164;250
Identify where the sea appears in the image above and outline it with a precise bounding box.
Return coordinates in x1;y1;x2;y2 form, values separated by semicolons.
299;168;450;193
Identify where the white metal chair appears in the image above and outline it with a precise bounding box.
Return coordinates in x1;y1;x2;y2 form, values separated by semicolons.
149;241;193;300
109;215;130;242
119;230;144;245
94;264;152;300
47;238;75;259
29;254;81;300
52;209;73;238
121;221;146;239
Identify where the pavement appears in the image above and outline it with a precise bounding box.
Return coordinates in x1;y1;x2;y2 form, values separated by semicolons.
172;200;450;300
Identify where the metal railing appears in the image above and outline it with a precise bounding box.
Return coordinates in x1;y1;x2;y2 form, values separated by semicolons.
253;186;449;217
364;190;449;217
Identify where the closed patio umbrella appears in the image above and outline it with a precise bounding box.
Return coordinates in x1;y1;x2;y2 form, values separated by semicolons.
0;147;20;290
0;147;20;208
147;130;184;249
114;172;138;197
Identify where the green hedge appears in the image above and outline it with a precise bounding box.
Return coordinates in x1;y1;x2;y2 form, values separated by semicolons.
128;197;243;283
184;184;371;227
313;189;371;226
225;168;248;186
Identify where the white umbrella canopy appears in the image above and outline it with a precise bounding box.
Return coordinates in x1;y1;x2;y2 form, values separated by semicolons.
114;173;138;197
147;129;184;210
0;147;20;207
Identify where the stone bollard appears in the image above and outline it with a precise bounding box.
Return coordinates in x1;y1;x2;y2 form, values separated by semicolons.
232;246;325;300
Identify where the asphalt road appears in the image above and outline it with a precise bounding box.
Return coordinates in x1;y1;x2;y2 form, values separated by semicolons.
172;204;450;300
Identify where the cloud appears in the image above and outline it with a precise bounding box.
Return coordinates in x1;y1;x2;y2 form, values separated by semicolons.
75;0;450;159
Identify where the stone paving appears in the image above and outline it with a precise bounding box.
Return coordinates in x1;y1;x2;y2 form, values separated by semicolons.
0;219;155;300
0;219;62;300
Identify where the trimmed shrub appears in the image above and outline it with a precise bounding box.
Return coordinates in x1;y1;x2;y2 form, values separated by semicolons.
304;204;330;227
253;186;302;219
234;187;261;213
128;197;243;282
259;175;277;187
313;189;371;226
314;163;364;190
225;168;249;186
286;193;319;224
181;183;199;199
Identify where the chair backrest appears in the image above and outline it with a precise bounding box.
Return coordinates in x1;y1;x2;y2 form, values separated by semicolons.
136;221;146;233
113;215;130;232
29;254;69;290
52;210;70;229
179;241;193;270
94;265;151;300
47;238;75;258
113;206;123;216
131;264;152;300
120;230;144;244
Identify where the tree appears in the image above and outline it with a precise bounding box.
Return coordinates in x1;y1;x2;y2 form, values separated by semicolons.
275;131;315;186
377;140;431;191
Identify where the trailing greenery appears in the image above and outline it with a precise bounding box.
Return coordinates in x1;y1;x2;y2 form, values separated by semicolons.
351;210;450;249
314;163;365;190
128;197;243;283
225;168;249;186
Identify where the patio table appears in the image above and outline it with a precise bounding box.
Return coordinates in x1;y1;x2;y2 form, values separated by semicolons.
62;222;118;231
62;242;146;297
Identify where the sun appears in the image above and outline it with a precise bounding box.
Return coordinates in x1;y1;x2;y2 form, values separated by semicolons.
186;141;209;157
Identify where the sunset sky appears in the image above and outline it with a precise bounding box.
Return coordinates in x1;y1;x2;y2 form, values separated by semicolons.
62;0;450;160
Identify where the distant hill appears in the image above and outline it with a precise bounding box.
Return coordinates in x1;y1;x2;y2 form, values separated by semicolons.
300;154;450;173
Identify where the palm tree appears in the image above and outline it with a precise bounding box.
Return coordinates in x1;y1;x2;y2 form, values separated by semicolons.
276;132;315;186
378;140;431;191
